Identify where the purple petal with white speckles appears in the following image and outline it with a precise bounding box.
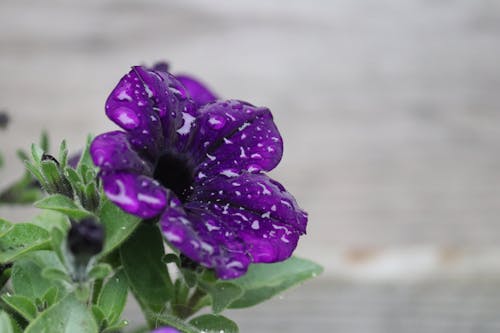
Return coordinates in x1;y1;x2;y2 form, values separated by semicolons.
105;68;164;158
160;172;306;279
188;100;283;179
160;204;251;279
191;172;307;234
132;66;198;152
176;74;217;107
101;172;169;219
90;131;153;174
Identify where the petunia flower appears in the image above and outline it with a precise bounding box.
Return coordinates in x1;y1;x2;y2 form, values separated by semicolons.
90;65;307;279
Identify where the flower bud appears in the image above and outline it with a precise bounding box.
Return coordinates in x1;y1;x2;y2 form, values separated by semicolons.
40;153;74;198
68;217;104;257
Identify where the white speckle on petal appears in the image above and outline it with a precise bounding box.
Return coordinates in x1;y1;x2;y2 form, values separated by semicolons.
207;153;216;161
239;147;247;158
271;204;277;211
201;241;214;254
176;112;196;135
261;212;271;218
239;122;251;131
251;153;262;159
197;171;207;179
234;213;249;221
223;138;233;144
258;183;271;195
251;220;260;230
105;179;134;206
220;169;238;177
227;261;244;269
144;84;153;98
117;90;133;101
137;193;162;205
164;231;182;243
225;112;236;121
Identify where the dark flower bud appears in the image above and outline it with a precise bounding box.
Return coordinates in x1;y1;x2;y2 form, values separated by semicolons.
68;217;104;257
0;111;9;129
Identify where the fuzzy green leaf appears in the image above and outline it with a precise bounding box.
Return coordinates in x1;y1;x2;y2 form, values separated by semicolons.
120;223;173;313
25;293;98;333
99;198;141;257
0;223;50;264
198;281;243;314
34;194;91;220
97;269;128;325
12;251;68;301
189;314;239;333
1;294;37;321
229;256;323;309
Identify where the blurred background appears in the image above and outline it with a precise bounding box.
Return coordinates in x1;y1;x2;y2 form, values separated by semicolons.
1;0;500;331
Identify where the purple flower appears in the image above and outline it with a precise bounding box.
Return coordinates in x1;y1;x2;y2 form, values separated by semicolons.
151;327;180;333
90;65;307;279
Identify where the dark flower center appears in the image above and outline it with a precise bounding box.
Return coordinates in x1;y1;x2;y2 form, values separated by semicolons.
154;152;194;202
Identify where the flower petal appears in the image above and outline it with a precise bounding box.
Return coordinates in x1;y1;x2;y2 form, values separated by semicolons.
132;66;198;151
160;205;251;279
90;131;153;174
189;100;283;178
101;172;171;219
176;74;217;106
160;173;307;279
105;68;165;158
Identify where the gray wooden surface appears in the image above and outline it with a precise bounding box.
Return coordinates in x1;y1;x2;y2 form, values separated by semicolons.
1;0;500;331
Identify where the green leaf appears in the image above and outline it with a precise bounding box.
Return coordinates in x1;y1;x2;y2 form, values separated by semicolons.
1;294;37;321
39;131;49;154
151;311;200;333
41;268;71;283
0;223;51;264
99;198;141;257
97;269;128;325
0;218;13;237
34;194;91;220
189;314;239;333
31;144;44;164
76;135;94;173
25;293;98;333
12;251;68;301
42;287;60;307
120;223;173;313
87;263;112;281
198;281;243;314
0;311;20;333
229;256;323;308
91;305;106;328
58;140;69;169
101;320;128;333
28;210;70;233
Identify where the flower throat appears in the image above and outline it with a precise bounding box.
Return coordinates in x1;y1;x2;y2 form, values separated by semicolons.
153;152;194;202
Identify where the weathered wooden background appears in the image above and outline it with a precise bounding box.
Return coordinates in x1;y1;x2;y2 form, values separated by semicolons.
1;0;500;331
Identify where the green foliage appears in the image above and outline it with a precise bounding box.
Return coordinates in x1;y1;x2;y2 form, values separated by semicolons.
97;269;128;327
0;222;51;264
229;256;323;308
99;198;141;257
0;135;323;332
24;293;98;333
189;314;239;333
120;223;173;314
34;195;92;220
